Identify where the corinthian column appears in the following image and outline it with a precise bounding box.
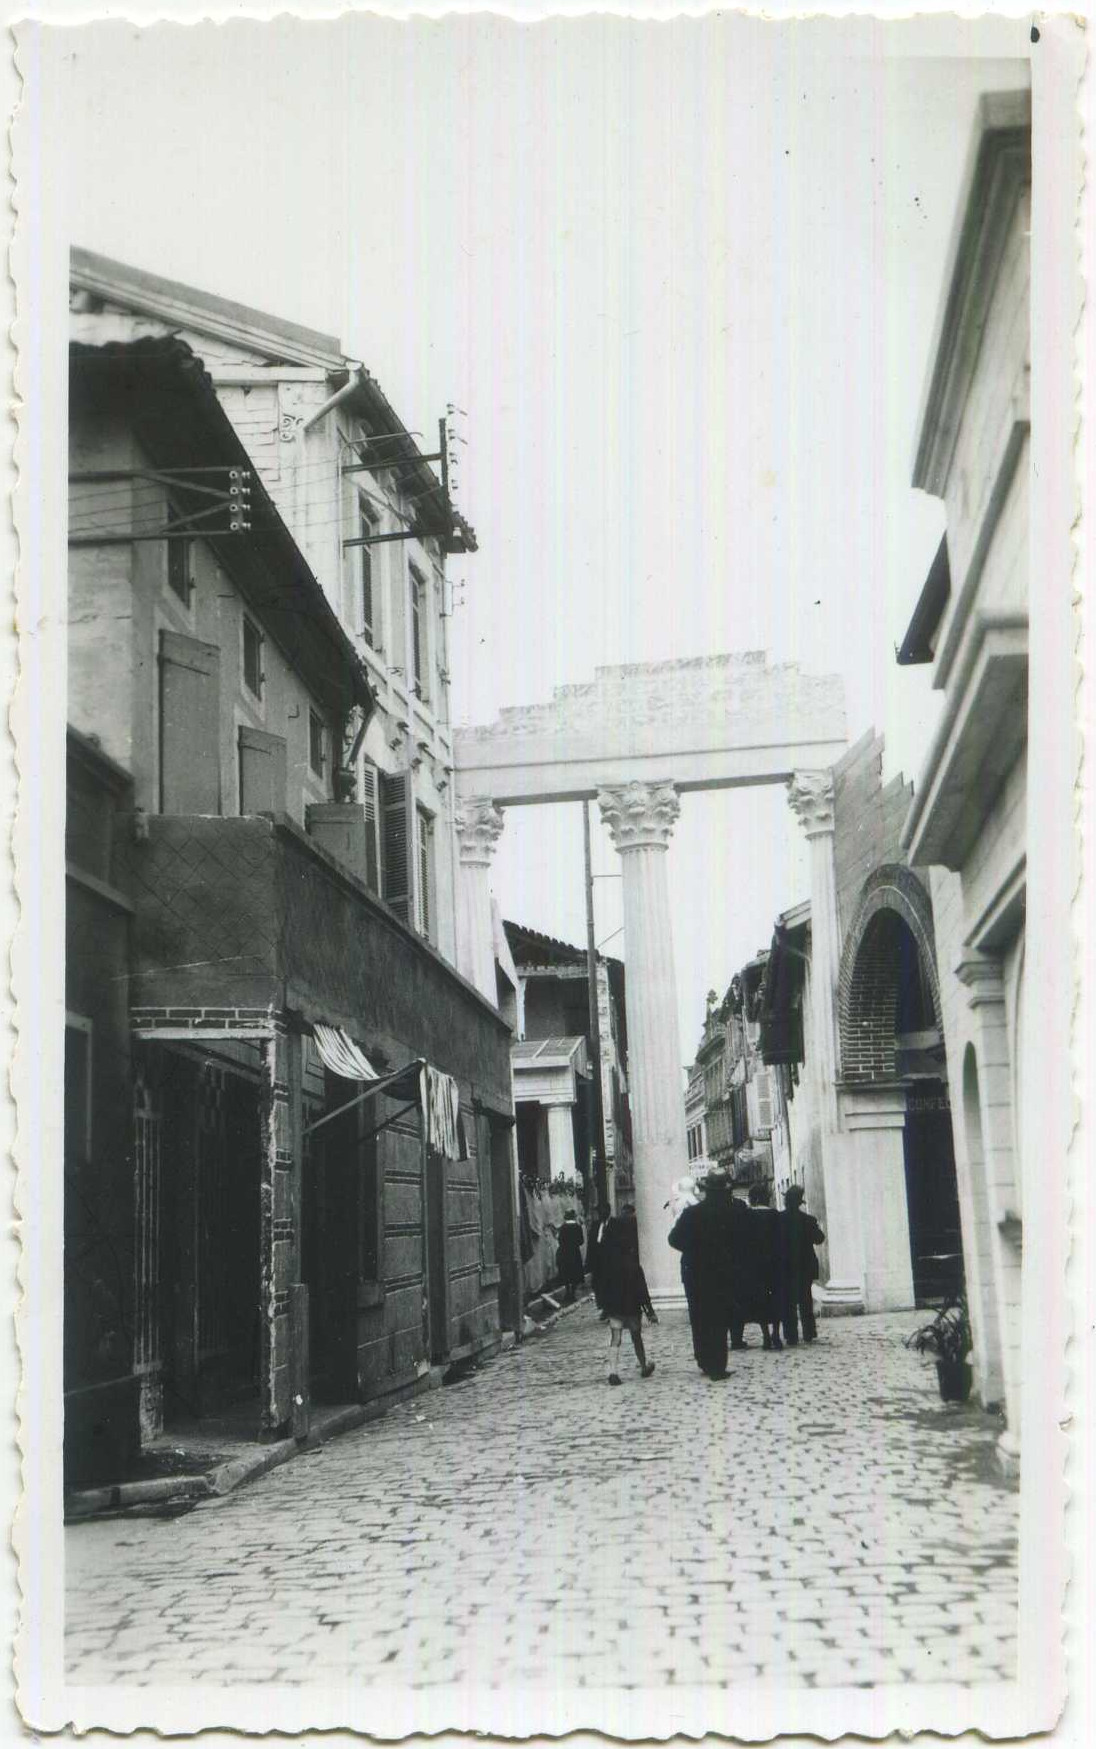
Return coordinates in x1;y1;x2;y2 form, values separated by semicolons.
455;797;504;1001
598;780;687;1301
788;769;863;1313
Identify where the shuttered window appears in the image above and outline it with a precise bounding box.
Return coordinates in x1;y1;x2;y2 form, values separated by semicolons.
362;759;381;895
410;567;426;701
359;502;376;648
416;806;435;941
159;630;221;814
381;770;413;922
756;1069;774;1133
238;726;287;815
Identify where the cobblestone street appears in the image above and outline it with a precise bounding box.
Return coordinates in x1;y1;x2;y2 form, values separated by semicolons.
66;1307;1018;1691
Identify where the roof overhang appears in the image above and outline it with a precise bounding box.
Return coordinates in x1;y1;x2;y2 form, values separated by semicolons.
339;371;478;555
902;614;1028;870
71;246;344;369
70;337;375;723
912;90;1032;499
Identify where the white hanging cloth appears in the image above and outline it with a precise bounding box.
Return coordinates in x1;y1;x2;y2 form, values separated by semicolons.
312;1023;380;1083
420;1063;469;1160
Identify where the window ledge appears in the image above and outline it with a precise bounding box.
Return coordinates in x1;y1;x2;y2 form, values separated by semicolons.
479;1265;501;1288
357;1281;385;1311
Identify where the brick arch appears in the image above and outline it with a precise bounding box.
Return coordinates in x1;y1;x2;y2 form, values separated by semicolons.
838;865;941;1084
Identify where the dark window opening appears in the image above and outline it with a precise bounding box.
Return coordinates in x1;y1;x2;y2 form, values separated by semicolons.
242;617;264;700
166;506;193;605
308;709;326;779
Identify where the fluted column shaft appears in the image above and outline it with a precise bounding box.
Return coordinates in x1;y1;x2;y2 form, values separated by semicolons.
599;782;687;1300
788;770;863;1309
455;798;504;1002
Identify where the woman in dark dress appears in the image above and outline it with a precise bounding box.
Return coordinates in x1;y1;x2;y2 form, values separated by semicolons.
597;1206;658;1385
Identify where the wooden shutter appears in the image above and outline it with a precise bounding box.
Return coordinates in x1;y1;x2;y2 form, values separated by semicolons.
239;726;287;815
381;770;413;922
362;760;380;894
160;631;221;814
477;1113;495;1267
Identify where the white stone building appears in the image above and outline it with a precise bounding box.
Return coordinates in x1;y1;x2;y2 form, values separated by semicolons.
898;91;1031;1466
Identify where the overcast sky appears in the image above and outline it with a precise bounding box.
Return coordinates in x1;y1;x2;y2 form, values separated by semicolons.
53;14;1030;1061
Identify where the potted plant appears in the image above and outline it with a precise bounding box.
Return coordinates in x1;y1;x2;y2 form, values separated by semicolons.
904;1296;974;1403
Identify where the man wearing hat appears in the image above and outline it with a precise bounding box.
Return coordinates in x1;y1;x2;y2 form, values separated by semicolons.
780;1183;825;1344
669;1164;750;1379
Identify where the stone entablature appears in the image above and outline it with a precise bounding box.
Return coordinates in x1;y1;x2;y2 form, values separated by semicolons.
455;652;847;805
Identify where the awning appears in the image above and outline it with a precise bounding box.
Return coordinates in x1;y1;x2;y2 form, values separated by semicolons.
304;1026;469;1159
313;1022;379;1082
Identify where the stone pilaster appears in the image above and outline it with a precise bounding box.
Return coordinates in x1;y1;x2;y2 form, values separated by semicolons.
598;781;687;1301
840;1086;915;1312
455;797;505;1002
956;950;1022;1471
788;769;863;1313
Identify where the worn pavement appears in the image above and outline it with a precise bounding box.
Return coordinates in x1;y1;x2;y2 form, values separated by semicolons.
66;1306;1018;1690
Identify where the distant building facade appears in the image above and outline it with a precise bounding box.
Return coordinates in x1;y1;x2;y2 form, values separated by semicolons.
687;973;780;1188
684;1061;707;1164
502;922;632;1211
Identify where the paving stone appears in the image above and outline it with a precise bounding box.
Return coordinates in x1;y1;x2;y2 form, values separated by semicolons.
65;1307;1018;1692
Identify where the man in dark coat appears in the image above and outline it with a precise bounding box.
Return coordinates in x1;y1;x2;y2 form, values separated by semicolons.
746;1181;783;1350
556;1209;585;1302
669;1169;750;1379
780;1183;825;1344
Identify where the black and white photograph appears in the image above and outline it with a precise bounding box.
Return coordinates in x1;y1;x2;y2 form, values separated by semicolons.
9;5;1086;1738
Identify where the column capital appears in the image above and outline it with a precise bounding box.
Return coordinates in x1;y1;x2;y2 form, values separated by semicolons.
455;797;505;867
955;950;1006;1007
597;780;680;852
787;769;836;838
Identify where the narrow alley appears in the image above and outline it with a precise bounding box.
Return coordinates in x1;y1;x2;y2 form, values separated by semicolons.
66;1306;1018;1692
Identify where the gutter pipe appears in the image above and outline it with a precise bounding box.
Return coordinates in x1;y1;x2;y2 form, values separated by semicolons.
303;364;365;432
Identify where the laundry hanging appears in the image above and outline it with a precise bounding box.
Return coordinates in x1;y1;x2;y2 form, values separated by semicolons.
420;1063;469;1160
312;1023;380;1082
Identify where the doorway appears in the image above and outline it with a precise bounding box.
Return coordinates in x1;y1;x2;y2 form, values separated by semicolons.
903;1080;964;1304
158;1045;262;1424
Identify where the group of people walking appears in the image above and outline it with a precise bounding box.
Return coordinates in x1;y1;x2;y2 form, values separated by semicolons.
582;1166;824;1385
668;1170;824;1379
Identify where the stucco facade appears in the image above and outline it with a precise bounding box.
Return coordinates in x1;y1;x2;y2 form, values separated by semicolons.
70;247;469;965
898;92;1031;1465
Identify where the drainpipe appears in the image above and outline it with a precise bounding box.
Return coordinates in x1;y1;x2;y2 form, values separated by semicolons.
303;365;365;433
301;365;365;611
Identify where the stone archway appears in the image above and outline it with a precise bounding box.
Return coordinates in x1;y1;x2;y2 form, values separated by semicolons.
838;864;942;1078
837;866;963;1309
